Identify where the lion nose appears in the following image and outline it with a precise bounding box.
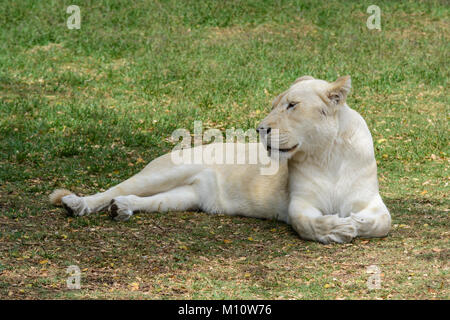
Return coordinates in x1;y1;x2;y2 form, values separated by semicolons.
257;126;271;135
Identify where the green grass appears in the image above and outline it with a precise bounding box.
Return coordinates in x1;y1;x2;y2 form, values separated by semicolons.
0;0;448;299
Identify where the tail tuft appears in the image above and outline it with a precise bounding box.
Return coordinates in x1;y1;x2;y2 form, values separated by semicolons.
49;189;74;206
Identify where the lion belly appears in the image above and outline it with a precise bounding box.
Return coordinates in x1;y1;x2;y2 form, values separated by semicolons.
182;143;290;221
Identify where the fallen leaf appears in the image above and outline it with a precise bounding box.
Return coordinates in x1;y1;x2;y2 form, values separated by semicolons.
130;282;140;291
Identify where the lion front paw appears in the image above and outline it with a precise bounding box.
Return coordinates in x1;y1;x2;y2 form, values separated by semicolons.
315;216;357;244
61;195;91;217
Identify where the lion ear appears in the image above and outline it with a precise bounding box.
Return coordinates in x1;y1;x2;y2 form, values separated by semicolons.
293;75;314;84
327;75;351;106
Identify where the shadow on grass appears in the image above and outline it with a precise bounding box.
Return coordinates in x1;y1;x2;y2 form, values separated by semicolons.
0;75;70;99
385;197;448;221
0;193;447;298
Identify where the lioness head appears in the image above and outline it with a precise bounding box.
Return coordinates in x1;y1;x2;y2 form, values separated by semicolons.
257;75;352;158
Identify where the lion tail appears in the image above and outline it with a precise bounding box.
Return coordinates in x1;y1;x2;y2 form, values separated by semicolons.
49;189;74;206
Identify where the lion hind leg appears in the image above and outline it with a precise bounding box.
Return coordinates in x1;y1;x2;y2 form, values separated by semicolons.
49;189;92;217
53;158;204;217
108;185;199;221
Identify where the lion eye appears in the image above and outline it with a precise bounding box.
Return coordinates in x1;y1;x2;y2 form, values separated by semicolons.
287;102;297;110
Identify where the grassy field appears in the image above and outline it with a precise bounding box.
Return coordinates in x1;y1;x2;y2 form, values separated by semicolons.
0;0;448;299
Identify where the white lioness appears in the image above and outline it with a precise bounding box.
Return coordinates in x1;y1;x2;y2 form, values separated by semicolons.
50;75;391;243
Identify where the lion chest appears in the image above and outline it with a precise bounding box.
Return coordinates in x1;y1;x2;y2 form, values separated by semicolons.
289;163;358;216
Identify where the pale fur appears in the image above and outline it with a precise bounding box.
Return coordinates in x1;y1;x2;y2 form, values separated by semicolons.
50;76;391;244
49;189;73;206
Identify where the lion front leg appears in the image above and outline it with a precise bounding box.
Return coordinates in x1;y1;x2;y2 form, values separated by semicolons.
350;196;391;238
288;198;357;244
